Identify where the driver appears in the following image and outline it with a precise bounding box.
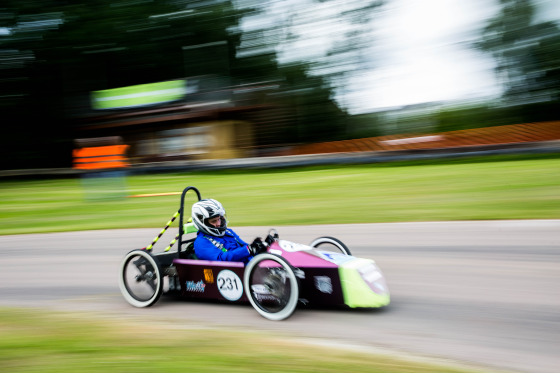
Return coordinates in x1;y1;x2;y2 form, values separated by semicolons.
191;199;267;264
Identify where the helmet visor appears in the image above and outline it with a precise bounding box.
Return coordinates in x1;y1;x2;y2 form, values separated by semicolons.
204;214;227;231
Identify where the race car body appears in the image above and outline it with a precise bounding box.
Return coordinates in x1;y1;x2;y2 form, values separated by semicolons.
119;186;390;320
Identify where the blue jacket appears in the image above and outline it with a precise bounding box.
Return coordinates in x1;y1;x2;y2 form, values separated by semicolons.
194;228;253;264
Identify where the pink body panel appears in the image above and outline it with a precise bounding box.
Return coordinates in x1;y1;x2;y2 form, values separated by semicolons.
267;241;339;268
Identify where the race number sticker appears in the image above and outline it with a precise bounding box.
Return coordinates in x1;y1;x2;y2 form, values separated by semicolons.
217;270;243;301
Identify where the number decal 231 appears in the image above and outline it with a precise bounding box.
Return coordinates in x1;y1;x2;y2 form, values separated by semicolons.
217;270;243;301
218;277;238;290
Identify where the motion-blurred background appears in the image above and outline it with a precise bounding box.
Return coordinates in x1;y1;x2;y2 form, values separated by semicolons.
1;0;559;170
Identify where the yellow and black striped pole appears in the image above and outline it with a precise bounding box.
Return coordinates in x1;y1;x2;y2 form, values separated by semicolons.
164;218;196;252
144;211;180;251
164;233;180;252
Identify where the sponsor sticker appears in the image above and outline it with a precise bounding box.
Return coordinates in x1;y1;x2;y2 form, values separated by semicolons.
217;270;243;301
314;276;333;294
185;280;206;293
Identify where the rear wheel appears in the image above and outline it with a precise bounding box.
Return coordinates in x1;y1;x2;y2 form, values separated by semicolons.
119;249;163;307
309;236;352;255
244;254;299;321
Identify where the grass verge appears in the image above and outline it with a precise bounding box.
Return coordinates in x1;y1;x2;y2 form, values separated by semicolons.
0;154;559;235
0;308;474;373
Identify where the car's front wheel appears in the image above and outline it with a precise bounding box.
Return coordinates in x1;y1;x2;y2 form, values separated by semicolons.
244;253;299;321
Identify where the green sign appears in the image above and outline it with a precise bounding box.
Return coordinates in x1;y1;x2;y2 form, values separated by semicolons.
91;80;187;110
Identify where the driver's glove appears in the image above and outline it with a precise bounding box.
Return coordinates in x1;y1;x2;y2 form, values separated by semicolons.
264;234;276;245
248;237;267;255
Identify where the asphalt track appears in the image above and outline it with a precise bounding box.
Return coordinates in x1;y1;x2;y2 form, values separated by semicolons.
1;221;559;372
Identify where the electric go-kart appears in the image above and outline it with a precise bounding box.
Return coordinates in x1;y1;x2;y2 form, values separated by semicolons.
119;186;390;320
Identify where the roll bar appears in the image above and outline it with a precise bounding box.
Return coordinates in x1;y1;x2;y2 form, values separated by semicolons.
179;186;202;258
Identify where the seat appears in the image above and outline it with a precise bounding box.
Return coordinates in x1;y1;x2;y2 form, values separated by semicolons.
182;240;198;259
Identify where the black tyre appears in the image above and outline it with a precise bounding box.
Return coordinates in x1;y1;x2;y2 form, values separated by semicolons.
309;236;352;255
244;253;299;321
119;249;163;307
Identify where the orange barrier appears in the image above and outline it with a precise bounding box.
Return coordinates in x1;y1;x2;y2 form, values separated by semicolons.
285;121;560;156
73;145;130;170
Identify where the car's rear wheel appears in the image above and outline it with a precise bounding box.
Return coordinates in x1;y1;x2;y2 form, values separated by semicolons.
119;249;163;307
309;236;352;255
244;254;299;321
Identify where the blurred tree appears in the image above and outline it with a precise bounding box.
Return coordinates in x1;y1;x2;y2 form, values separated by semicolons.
434;104;523;133
0;0;244;102
1;0;376;169
234;0;384;142
1;0;246;169
0;0;379;169
475;0;560;122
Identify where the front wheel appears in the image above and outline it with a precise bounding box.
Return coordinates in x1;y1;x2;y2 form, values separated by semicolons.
309;236;352;255
244;254;299;321
119;249;163;308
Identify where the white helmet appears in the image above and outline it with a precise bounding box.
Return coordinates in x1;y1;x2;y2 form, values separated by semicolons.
191;199;228;236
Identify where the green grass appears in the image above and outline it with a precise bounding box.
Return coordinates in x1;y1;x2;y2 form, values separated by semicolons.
1;154;559;235
0;308;474;373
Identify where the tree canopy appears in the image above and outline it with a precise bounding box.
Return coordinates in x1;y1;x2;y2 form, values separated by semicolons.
475;0;560;121
1;0;364;169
